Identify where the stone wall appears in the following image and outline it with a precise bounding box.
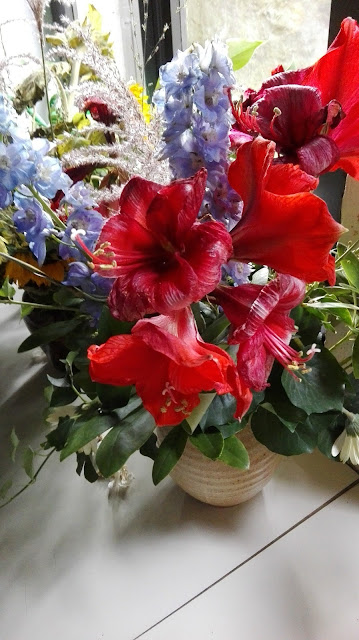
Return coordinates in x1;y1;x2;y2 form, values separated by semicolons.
186;0;332;89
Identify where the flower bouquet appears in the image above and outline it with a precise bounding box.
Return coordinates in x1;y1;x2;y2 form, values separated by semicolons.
1;5;359;507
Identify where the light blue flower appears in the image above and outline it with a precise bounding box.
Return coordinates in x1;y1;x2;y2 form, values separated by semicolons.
61;181;95;209
0;185;12;208
0;142;35;191
160;49;202;99
13;195;54;265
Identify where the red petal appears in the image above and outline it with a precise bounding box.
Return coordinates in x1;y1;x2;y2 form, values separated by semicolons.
229;138;345;283
299;18;359;111
266;163;318;194
108;278;154;321
256;85;323;147
146;169;207;243
237;329;272;391
184;220;232;296
95;214;158;277
118;176;160;224
88;335;153;385
296;135;339;175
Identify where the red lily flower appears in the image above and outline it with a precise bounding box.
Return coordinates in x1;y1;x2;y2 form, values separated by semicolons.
228;137;345;284
92;169;233;320
215;275;316;391
87;308;252;425
231;18;359;177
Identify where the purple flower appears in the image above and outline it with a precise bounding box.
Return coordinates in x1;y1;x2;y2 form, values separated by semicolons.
0;142;35;191
59;208;104;260
61;181;95;209
13;196;54;265
222;260;252;285
0;185;12;208
63;261;114;326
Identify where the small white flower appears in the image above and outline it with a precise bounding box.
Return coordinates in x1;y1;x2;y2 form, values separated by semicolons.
108;466;134;499
332;429;359;465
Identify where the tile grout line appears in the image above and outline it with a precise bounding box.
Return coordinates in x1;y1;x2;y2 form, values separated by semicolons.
132;477;359;640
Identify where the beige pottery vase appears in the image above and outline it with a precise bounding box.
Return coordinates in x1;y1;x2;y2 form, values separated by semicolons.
157;424;281;507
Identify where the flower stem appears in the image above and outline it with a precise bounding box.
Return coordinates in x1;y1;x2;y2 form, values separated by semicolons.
28;185;66;230
0;448;56;509
335;238;359;265
0;299;80;313
39;33;55;142
329;330;354;352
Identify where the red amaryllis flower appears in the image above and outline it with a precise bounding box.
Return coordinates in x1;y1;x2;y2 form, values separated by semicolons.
215;275;317;392
91;169;233;320
87;308;252;425
230;18;359;177
83;98;117;126
228;137;345;284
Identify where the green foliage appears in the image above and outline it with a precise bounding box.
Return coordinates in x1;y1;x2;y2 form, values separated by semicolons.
199;393;237;430
189;430;224;460
10;428;19;463
337;244;359;289
282;348;346;414
97;305;133;343
96;383;132;410
226;39;262;71
60;412;118;460
46;416;74;451
219;436;249;470
152;426;188;486
0;278;15;299
352;334;359;379
18;317;83;352
96;409;155;477
251;406;317;455
23;446;35;480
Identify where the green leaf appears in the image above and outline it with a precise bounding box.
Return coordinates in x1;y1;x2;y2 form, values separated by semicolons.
97;306;133;343
23;446;34;479
265;368;307;428
251;406;317;455
260;402;297;432
76;452;86;476
139;433;158;461
199;393;237;429
0;479;13;500
0;277;15;299
18;317;83;352
337;244;359;289
291;305;323;345
10;428;19;462
226;39;262;70
215;421;242;438
83;456;99;483
152;426;188;486
96;383;132;409
46;416;74;450
96;410;155;477
20;303;35;318
46;385;77;407
53;288;84;306
60;413;118;460
281;347;346;414
219;435;249;469
47;374;70;388
352;334;359;379
306;412;342;458
189;430;224;460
